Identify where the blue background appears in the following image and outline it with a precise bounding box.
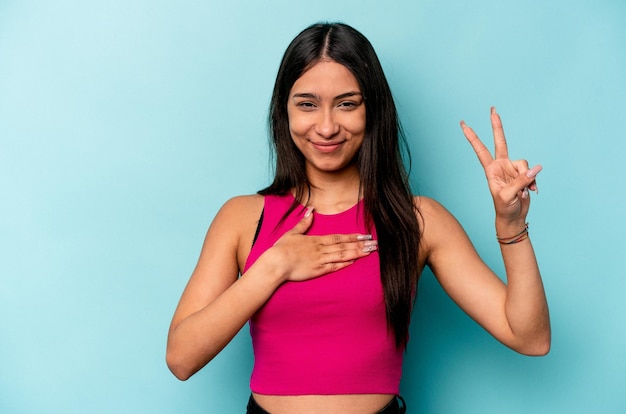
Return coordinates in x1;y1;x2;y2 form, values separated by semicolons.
1;1;625;413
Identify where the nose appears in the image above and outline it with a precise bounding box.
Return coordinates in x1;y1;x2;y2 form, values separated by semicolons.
315;108;339;139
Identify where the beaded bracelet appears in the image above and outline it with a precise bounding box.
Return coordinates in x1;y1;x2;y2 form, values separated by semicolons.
497;223;529;245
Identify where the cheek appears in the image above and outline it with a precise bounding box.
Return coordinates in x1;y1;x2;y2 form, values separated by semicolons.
343;111;366;135
287;113;311;138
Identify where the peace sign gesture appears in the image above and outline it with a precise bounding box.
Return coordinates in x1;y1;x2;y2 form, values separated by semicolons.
460;107;542;224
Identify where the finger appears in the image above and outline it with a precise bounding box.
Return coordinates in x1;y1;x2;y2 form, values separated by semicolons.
316;260;356;275
526;165;542;194
516;162;542;184
322;241;377;262
490;106;509;160
303;241;376;278
288;206;314;235
460;120;493;169
521;187;530;200
318;233;374;246
501;163;542;201
512;159;530;174
321;239;378;255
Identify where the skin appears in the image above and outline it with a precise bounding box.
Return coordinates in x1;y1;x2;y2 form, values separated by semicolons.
288;60;366;190
166;60;550;414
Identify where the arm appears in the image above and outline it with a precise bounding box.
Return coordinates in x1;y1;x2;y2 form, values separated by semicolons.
420;198;550;355
421;107;550;355
166;196;378;380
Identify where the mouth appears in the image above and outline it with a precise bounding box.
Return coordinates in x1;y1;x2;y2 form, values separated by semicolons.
310;140;345;153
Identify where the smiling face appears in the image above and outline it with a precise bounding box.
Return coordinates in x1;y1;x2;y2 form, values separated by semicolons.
287;60;366;179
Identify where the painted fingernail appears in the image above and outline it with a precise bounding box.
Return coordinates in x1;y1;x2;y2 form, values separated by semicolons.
304;206;314;218
522;188;529;199
357;234;372;241
362;244;378;253
491;106;496;114
363;240;377;247
526;165;543;179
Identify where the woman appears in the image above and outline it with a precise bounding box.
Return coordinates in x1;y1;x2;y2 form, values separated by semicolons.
166;22;550;414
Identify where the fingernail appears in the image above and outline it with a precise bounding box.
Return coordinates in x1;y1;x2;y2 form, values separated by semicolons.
530;182;539;194
362;244;378;253
491;106;496;114
363;240;377;247
526;165;543;179
522;188;529;199
304;206;314;218
357;234;372;241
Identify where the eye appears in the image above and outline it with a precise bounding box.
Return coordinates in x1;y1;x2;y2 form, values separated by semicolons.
337;100;361;110
295;101;317;111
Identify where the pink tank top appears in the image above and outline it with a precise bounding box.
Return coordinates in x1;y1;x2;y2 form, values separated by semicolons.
243;194;404;395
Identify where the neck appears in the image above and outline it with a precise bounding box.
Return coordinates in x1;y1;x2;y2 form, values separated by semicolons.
300;165;361;214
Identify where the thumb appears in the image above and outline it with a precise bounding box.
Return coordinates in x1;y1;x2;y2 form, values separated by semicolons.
289;206;314;235
508;164;542;200
518;164;542;191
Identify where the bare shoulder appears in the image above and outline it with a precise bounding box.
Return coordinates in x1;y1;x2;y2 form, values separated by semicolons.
412;196;468;261
217;194;264;219
209;194;264;237
208;194;264;271
413;195;458;229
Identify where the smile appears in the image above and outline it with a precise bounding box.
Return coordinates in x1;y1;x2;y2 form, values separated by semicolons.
310;140;345;153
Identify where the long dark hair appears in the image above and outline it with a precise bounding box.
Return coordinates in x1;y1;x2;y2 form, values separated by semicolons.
259;22;420;347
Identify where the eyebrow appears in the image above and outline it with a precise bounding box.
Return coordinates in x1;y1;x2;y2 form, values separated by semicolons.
291;91;363;100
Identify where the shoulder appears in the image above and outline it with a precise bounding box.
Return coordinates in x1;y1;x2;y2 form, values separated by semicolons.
412;195;466;259
208;194;264;244
218;194;264;218
412;195;455;225
203;194;265;271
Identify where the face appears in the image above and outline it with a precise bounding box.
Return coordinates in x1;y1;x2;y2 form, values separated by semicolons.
287;60;366;177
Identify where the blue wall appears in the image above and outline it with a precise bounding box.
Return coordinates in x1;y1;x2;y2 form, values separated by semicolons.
1;1;624;412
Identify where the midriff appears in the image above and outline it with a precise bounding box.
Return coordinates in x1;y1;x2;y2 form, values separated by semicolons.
251;393;395;414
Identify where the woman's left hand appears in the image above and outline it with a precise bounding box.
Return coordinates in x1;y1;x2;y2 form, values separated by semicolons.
460;107;542;224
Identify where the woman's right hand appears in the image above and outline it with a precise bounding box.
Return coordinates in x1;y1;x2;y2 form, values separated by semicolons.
268;207;378;283
166;198;377;380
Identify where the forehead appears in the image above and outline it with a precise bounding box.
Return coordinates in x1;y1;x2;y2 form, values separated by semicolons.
290;60;360;94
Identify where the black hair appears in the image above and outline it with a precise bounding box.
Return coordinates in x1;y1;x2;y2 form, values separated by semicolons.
259;22;420;347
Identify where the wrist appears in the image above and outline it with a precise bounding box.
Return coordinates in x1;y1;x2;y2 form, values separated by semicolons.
255;248;289;286
496;222;529;245
495;218;527;235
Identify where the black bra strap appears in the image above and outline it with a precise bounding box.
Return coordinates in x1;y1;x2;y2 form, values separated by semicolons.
252;208;264;247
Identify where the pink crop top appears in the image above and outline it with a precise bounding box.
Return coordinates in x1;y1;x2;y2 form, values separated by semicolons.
243;194;404;395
